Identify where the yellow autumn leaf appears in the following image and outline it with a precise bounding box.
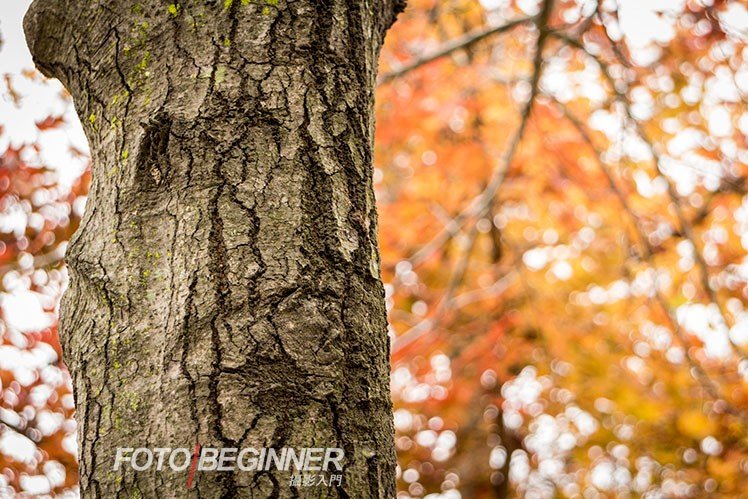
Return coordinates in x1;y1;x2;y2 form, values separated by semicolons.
677;410;717;440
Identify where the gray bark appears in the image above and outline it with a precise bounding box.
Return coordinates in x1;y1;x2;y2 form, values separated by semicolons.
24;0;403;497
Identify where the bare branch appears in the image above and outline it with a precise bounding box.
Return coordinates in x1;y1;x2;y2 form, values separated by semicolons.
378;16;535;84
406;2;553;267
393;0;556;351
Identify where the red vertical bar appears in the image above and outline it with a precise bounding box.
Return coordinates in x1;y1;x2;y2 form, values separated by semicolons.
186;443;201;489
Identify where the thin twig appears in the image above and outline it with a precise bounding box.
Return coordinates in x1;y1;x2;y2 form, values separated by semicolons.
0;243;67;276
393;223;479;353
378;16;535;84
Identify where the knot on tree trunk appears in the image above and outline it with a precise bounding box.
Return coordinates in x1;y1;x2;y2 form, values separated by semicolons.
136;114;172;189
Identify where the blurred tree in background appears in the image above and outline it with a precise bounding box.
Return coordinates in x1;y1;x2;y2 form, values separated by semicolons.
0;72;87;494
1;0;748;496
378;0;748;497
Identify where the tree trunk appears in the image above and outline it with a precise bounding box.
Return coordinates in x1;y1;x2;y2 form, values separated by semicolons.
24;0;403;496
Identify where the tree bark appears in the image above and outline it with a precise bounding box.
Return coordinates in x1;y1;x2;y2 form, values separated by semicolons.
24;0;403;496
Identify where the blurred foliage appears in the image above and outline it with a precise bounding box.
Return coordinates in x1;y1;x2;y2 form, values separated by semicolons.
0;83;88;492
1;0;748;497
377;0;748;497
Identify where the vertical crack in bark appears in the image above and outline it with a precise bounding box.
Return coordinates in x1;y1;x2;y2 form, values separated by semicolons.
180;272;200;435
207;180;238;497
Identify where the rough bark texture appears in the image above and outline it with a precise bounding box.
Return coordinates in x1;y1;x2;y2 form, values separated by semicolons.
24;0;403;496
